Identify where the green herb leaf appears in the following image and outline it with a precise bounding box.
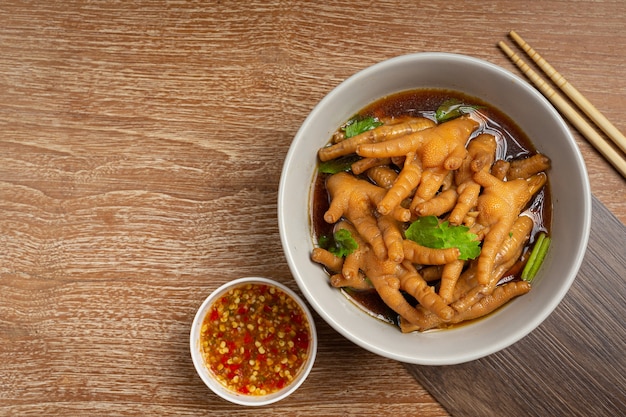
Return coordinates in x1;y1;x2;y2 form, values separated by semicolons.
319;229;358;258
405;216;481;260
343;116;383;138
521;232;550;282
435;98;483;123
318;154;361;174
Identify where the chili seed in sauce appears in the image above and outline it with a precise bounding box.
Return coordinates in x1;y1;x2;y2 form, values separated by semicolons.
200;283;311;396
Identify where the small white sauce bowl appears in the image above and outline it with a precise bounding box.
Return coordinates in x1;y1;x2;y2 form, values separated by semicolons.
190;277;318;406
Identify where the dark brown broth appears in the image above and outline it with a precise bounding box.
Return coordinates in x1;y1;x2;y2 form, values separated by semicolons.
312;88;552;327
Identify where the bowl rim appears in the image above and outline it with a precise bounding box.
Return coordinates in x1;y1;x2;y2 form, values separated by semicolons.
278;52;591;365
189;276;318;406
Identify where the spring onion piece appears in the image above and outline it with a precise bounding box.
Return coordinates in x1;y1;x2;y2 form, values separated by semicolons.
521;232;551;282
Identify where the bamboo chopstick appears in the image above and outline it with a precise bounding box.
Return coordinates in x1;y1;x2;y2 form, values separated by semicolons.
498;34;626;179
509;30;626;154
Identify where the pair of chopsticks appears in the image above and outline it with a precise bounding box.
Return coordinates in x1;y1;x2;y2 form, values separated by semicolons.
498;31;626;179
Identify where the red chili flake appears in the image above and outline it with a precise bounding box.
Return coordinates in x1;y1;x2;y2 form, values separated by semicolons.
291;313;303;325
209;308;219;321
294;330;309;350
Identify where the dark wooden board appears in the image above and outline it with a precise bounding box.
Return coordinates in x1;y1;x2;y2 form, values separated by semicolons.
406;196;626;417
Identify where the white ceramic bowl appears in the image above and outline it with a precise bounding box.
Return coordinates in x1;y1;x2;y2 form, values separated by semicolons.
190;277;317;405
278;53;591;365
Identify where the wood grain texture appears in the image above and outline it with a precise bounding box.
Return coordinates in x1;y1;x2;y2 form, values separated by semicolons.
0;1;624;416
407;197;626;417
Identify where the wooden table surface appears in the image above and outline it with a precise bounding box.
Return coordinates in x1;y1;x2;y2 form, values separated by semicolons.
1;1;624;416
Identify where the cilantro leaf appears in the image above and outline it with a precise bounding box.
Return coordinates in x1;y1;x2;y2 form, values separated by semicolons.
319;229;358;258
343;116;383;138
318;154;361;174
405;216;481;260
435;98;483;123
